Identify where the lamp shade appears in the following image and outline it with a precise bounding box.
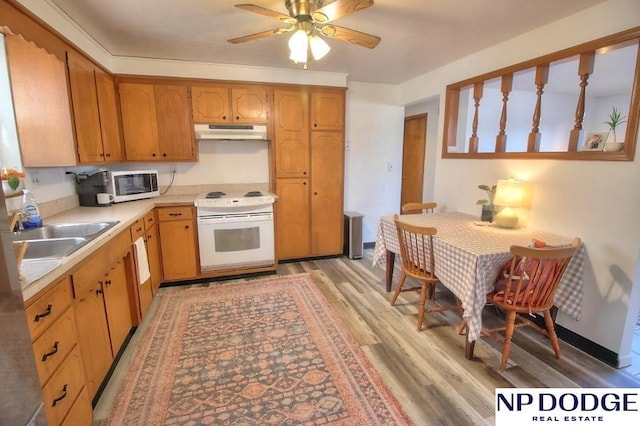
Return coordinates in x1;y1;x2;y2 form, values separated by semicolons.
494;179;527;208
288;29;308;63
309;35;330;60
493;179;530;228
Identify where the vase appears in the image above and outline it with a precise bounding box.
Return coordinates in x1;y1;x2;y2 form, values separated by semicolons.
480;204;494;222
1;178;24;195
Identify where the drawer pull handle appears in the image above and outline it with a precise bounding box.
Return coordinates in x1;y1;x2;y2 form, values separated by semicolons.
52;384;68;407
42;341;59;361
34;304;52;322
105;279;112;286
168;212;183;217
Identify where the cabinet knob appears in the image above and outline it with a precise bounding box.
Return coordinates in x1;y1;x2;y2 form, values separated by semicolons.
314;123;318;127
222;115;227;120
152;153;157;157
105;279;112;286
106;153;111;158
162;153;167;157
236;116;240;120
314;192;318;195
303;171;307;175
185;225;190;229
96;288;104;295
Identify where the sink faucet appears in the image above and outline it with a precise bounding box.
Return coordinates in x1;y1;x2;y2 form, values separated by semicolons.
10;212;24;233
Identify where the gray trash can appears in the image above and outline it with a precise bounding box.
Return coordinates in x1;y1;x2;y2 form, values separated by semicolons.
343;211;363;259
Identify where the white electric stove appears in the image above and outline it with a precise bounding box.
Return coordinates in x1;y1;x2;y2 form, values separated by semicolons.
194;190;276;271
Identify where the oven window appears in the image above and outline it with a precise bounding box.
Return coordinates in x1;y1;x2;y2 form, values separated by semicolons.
214;227;260;252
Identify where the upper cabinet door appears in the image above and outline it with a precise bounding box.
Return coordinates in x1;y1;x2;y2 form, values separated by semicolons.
5;32;76;167
155;85;196;161
67;50;103;163
273;89;309;178
231;87;269;124
310;91;345;131
191;86;231;124
94;70;124;162
118;83;160;161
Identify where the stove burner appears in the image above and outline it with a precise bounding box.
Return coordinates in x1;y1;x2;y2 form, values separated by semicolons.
244;191;263;197
205;191;226;199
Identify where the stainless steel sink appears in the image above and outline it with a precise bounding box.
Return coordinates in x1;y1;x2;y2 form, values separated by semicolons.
13;221;120;259
21;237;87;259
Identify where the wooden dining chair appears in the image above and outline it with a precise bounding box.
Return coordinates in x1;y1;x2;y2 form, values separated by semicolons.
466;238;581;370
391;214;460;330
401;202;437;214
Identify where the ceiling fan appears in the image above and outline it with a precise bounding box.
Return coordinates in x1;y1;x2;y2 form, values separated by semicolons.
228;0;381;63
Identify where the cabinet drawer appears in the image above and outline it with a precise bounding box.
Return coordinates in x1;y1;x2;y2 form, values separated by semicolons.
72;250;108;296
41;346;85;426
25;277;72;340
157;206;193;221
108;228;132;260
144;210;156;230
61;386;92;426
129;218;145;241
32;306;77;386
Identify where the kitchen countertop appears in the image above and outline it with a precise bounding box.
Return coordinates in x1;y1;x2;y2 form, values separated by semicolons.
20;194;197;302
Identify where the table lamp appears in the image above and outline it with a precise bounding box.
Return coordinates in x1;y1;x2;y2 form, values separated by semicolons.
493;178;527;228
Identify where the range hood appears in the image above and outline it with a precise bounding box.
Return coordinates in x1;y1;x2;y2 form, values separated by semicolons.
195;124;268;141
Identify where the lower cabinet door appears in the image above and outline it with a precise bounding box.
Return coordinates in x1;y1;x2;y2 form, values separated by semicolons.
74;284;112;400
103;259;133;356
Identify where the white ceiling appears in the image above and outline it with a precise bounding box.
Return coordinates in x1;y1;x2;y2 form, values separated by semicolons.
48;0;606;84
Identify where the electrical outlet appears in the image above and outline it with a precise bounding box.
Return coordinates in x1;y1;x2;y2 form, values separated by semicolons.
30;171;40;184
345;140;351;151
387;161;394;172
170;164;177;173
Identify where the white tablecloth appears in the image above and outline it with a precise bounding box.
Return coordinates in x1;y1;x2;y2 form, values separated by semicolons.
372;212;584;342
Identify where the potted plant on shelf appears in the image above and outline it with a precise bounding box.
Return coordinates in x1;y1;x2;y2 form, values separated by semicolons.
603;107;627;152
1;167;25;195
476;184;496;222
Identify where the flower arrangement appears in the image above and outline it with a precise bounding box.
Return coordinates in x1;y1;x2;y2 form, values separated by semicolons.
476;184;496;206
1;167;26;190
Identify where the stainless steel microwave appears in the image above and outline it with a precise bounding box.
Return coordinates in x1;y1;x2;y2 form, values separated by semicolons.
109;170;159;203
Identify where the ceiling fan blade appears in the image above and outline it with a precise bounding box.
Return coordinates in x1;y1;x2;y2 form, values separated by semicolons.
312;0;374;23
235;4;296;23
228;27;290;44
319;24;380;49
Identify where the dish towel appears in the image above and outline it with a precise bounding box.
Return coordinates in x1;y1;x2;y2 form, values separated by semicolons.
134;237;151;285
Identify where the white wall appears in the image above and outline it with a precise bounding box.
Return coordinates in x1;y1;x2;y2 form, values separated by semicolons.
396;0;640;362
343;82;404;242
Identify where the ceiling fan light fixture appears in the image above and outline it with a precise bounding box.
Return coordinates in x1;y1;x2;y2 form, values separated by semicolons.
289;28;309;63
309;34;330;60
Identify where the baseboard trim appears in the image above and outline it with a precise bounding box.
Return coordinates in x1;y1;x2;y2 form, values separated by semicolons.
530;315;620;368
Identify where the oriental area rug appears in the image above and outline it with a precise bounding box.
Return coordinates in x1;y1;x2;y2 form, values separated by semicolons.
107;273;413;425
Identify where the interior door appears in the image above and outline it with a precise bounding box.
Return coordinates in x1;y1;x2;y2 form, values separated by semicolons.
400;114;427;210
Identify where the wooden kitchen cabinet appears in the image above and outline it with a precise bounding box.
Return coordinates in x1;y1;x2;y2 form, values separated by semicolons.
310;131;344;255
25;276;92;426
72;230;134;400
310;91;345;131
191;85;269;124
273;88;345;259
144;211;163;295
3;30;76;167
275;178;311;259
274;89;309;178
118;82;196;161
130;217;152;317
67;50;123;163
157;206;198;281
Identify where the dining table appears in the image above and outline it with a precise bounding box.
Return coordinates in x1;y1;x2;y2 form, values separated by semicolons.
372;211;584;359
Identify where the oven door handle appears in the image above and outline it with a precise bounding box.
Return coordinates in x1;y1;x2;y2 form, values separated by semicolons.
198;213;273;222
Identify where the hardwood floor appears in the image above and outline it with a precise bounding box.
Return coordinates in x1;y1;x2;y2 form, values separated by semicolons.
93;250;640;425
